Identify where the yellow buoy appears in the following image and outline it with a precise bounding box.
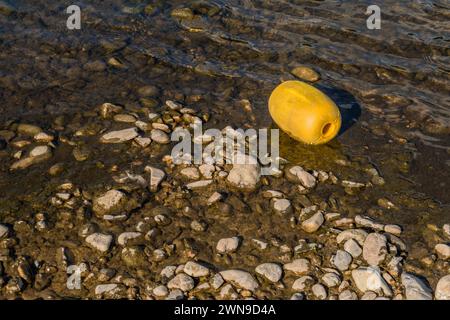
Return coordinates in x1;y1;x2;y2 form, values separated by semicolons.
268;80;341;145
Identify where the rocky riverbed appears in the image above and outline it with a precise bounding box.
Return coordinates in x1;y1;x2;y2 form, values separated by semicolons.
0;98;448;300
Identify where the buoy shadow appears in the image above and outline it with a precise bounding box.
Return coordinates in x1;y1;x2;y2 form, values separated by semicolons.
316;84;362;136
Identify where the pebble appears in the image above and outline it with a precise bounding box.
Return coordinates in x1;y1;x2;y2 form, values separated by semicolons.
216;237;240;253
312;284;327;300
207;192;223;205
361;291;378;300
322;272;341;287
184;261;210;277
226;155;260;190
219;270;259;292
85;233;113;252
332;250;352;271
272;198;291;214
95;284;122;296
355;215;384;231
199;164;215;179
211;273;224;289
114;114;136;123
291;66;320;82
362;233;387;266
301;211;324;233
255;263;283;282
286;166;316;188
401;273;432;300
336;229;368;245
292;276;314;291
153;285;169;297
384;224;402;235
145;166;165;191
435;275;450;300
134;137;151;148
252;239;268;250
10;145;52;170
117;232;141;246
17;124;42;136
339;290;358;300
180;167;200;180
166;289;184;300
0;224;9;238
352;267;392;296
290;293;304;300
186;180;213;189
100;128;139;143
443;224;450;238
167;273;195;292
344;239;362;258
150;129;170;144
34;132;54;142
434;243;450;260
137;85;159;97
92;190;127;217
283;259;310;275
161;266;177;279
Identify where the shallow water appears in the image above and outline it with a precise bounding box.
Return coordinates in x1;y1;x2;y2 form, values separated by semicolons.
0;0;449;298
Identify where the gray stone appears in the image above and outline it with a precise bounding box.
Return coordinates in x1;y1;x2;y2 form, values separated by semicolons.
352;267;392;296
227;155;260;190
180;167;200;180
216;237;240;253
401;273;432;300
255;263;283;282
286;166;316;188
292;276;314;291
220;270;259;292
344;239;362;258
100;128;139;143
312;283;327;300
167;273;195;292
283;259;310;275
86;233;113;252
322;272;341;288
272;198;291;214
332;250;353;271
339;290;358;300
184;261;210;277
153;285;168;297
145;166;165;191
336;229;368;245
117;232;141;246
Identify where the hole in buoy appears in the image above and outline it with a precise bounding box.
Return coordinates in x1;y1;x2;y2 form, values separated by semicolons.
322;123;332;136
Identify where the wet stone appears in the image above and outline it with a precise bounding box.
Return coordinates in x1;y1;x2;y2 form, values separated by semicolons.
292;276;314;291
85;233;113;252
92;190;128;217
219;270;259;292
0;224;9;239
286;166;316;188
153;285;169;297
150;129;170;144
226;155;260;191
216;237;240;253
255;263;282;283
283;259;310;275
180;167;200;180
100;128;139;143
322;272;341;288
337;229;368;246
272;198;291;214
145;166;165;191
167;273;195;292
301;211;324;233
291;66;321;82
184;261;210;277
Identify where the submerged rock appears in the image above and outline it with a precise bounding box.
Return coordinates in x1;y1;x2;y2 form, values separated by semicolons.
100;128;139;143
301;211;324;233
291;66;320;82
255;263;282;283
10;145;52;170
227;155;260;191
85;233;113;252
